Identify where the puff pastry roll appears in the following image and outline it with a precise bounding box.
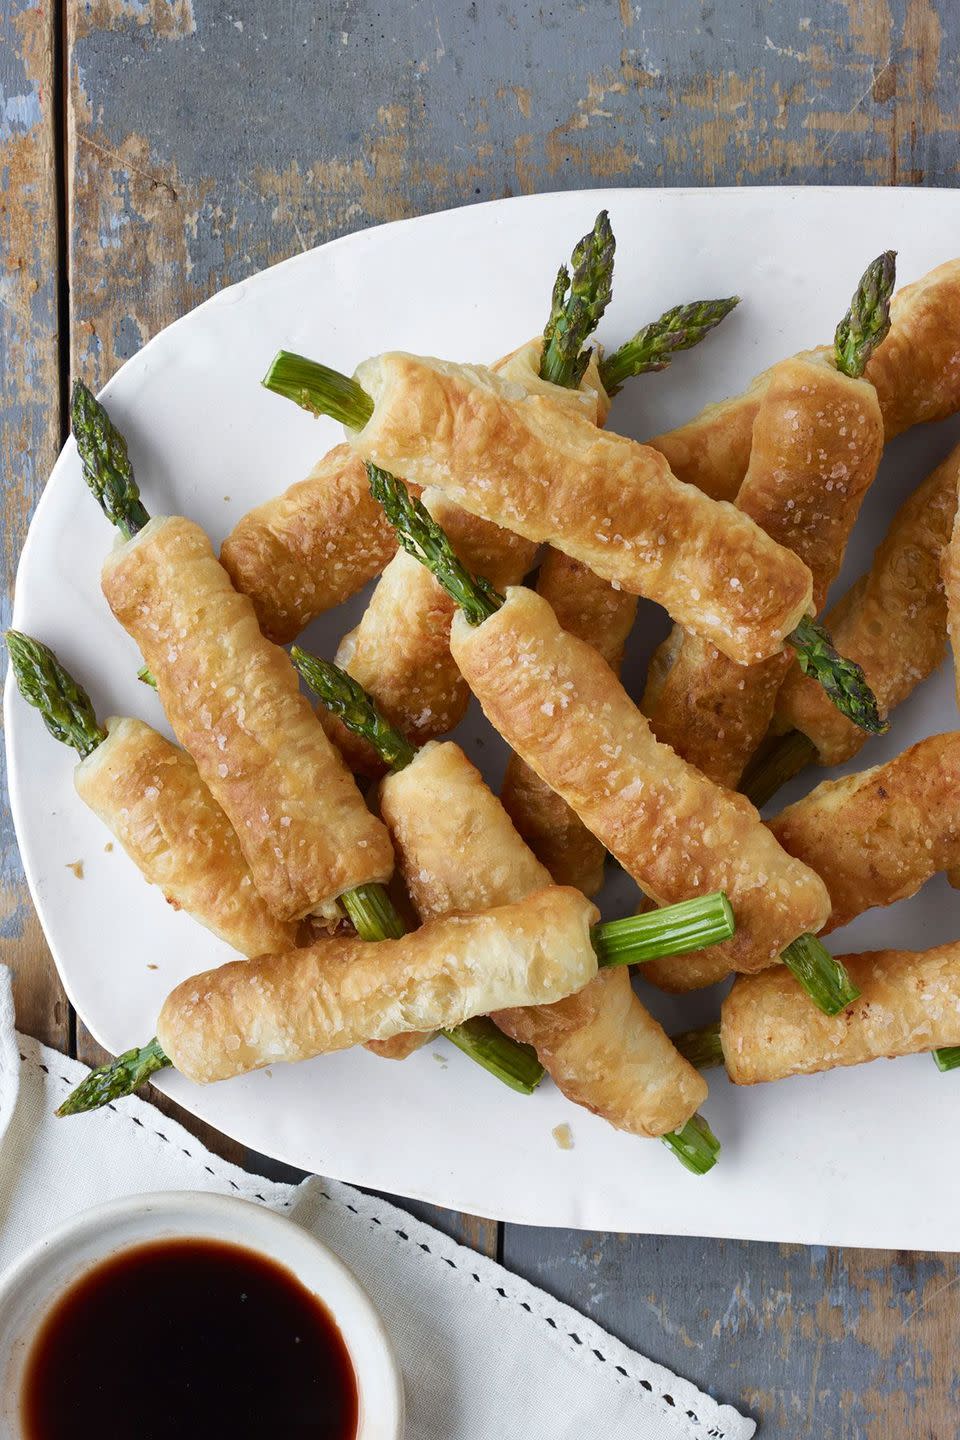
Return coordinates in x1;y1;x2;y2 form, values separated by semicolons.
156;885;598;1084
722;941;960;1085
220;445;410;644
775;443;959;764
378;740;706;1136
645;352;884;787
325;340;607;770
450;586;830;975
649;258;960;502
501;549;637;893
101;515;394;921
769;732;960;933
349;352;813;665
74;716;298;956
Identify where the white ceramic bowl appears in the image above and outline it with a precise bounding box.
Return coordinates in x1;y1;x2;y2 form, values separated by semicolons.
0;1190;403;1438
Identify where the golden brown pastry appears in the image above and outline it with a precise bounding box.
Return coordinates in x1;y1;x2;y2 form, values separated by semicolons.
101;515;394;922
74;716;298;956
769;732;960;932
324;492;537;775
722;941;960;1084
220;445;413;644
500;549;637;893
377;740;706;1136
940;459;960;709
644;352;884;787
775;443;960;764
649;258;960;501
324;339;608;770
450;586;830;975
157;885;599;1084
349;352;813;665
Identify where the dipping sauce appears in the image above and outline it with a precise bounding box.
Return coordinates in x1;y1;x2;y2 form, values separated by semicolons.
21;1237;358;1440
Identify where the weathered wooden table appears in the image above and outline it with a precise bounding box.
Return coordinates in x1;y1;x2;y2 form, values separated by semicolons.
2;3;958;1433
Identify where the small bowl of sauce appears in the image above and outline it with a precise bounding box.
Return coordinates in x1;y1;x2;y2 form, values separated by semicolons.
0;1191;403;1439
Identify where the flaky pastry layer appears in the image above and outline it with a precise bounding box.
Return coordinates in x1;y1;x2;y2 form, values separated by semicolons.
220;444;408;643
75;716;298;956
723;940;960;1084
646;353;883;787
775;443;960;762
451;587;830;975
157;885;598;1084
101;516;394;921
350;352;813;664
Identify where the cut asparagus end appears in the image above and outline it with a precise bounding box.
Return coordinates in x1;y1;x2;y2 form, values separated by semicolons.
661;1113;721;1175
599;296;740;396
367;463;504;626
262;351;375;429
786;615;886;735
138;664;157;688
834;250;896;379
540;209;616;389
340;883;407;941
442;1017;545;1095
932;1047;960;1072
7;631;107;760
672;1021;725;1071
292;648;416;774
740;729;817;809
56;1037;169;1116
70;380;151;541
591;892;734;968
782;933;861;1016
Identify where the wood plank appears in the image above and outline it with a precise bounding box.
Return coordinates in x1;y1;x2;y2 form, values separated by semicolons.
501;1228;960;1435
0;0;68;1049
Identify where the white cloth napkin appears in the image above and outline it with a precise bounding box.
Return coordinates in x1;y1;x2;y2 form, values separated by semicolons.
0;969;753;1439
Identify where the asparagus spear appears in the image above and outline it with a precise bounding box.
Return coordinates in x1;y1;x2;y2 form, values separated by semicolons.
57;1038;169;1115
933;1047;960;1072
364;466;861;1015
539;210;615;388
7;632;106;759
293;648;731;1174
739;730;818;810
785;616;885;737
834;250;896;380
599;297;740;396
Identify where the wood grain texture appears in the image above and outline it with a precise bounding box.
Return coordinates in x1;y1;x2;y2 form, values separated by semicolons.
0;0;950;1426
0;0;67;1049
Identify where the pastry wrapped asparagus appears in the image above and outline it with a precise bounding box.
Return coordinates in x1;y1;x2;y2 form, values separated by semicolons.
7;633;297;956
678;940;960;1085
644;254;893;789
261;349;818;667
744;441;960;805
72;382;394;926
650;256;960;500
648;731;960;992
363;468;868;1013
292;653;732;1172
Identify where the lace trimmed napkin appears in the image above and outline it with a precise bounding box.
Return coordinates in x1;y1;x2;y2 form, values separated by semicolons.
0;969;753;1439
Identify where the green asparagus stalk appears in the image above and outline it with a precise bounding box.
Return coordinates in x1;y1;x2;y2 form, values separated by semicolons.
7;632;107;759
539;210;615;388
781;933;860;1016
785;615;886;736
672;1021;725;1071
292;648;416;770
739;729;818;810
660;1113;721;1175
442;1018;545;1094
599;297;740;396
834;250;896;380
261;352;374;428
933;1047;960;1072
56;1038;169;1116
71;381;151;540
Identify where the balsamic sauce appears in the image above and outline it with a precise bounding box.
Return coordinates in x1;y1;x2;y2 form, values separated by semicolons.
21;1237;359;1440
